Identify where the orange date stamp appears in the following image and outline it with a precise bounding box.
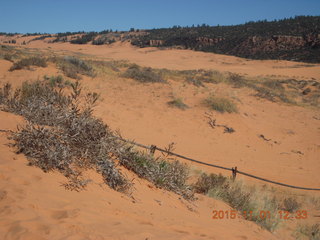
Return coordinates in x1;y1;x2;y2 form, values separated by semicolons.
212;210;308;220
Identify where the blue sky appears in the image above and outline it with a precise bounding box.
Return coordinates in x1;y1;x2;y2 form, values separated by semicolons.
1;0;319;33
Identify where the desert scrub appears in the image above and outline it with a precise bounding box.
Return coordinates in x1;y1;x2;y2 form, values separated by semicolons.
295;223;320;240
115;146;193;199
0;80;193;198
281;197;301;213
167;98;189;110
43;75;68;87
204;96;238;113
184;70;226;86
262;79;284;90
253;85;295;104
53;56;95;79
9;56;47;71
227;73;250;88
185;76;205;87
193;173;281;231
122;65;166;83
1;80;129;191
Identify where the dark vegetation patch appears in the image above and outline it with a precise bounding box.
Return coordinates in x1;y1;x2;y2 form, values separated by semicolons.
70;32;98;44
30;35;52;42
131;16;320;63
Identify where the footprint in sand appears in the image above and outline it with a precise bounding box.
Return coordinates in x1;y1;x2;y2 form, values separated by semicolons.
5;222;27;239
51;209;80;220
0;190;7;201
0;205;12;215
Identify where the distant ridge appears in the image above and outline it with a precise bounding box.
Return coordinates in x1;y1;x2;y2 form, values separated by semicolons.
132;16;320;63
1;16;319;63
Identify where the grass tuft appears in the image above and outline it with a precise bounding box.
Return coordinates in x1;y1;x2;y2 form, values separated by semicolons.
281;197;301;213
193;173;283;231
295;224;320;240
167;98;189;110
204;96;238;113
122;65;166;83
53;56;95;79
116;147;193;199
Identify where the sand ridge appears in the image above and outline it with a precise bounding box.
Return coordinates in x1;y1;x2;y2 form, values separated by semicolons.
0;39;319;239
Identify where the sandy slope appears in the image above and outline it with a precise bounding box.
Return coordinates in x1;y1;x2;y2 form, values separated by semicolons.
0;112;279;240
23;40;320;80
0;39;319;239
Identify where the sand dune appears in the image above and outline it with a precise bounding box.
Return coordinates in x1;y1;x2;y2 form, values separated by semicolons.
25;40;320;80
0;111;279;240
0;39;319;239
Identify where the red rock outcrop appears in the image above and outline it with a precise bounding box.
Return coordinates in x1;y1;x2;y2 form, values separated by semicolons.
149;39;164;46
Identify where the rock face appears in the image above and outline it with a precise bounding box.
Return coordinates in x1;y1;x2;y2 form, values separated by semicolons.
229;34;320;61
249;34;320;50
149;40;165;46
195;37;224;46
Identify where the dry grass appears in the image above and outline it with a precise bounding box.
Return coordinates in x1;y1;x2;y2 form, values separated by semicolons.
204;96;238;113
52;56;95;79
193;173;282;231
122;64;166;83
167;98;189;110
295;224;320;240
115;146;193;198
281;197;301;213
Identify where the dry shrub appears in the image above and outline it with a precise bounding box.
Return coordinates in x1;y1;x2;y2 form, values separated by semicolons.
193;173;227;194
9;57;47;71
227;73;248;88
53;56;95;79
194;173;281;231
115;146;193;199
185;76;205;87
262;79;284;90
1;79;192;197
296;224;320;240
167;98;189;110
2;80;129;191
281;197;301;213
204;96;238;113
122;65;166;83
